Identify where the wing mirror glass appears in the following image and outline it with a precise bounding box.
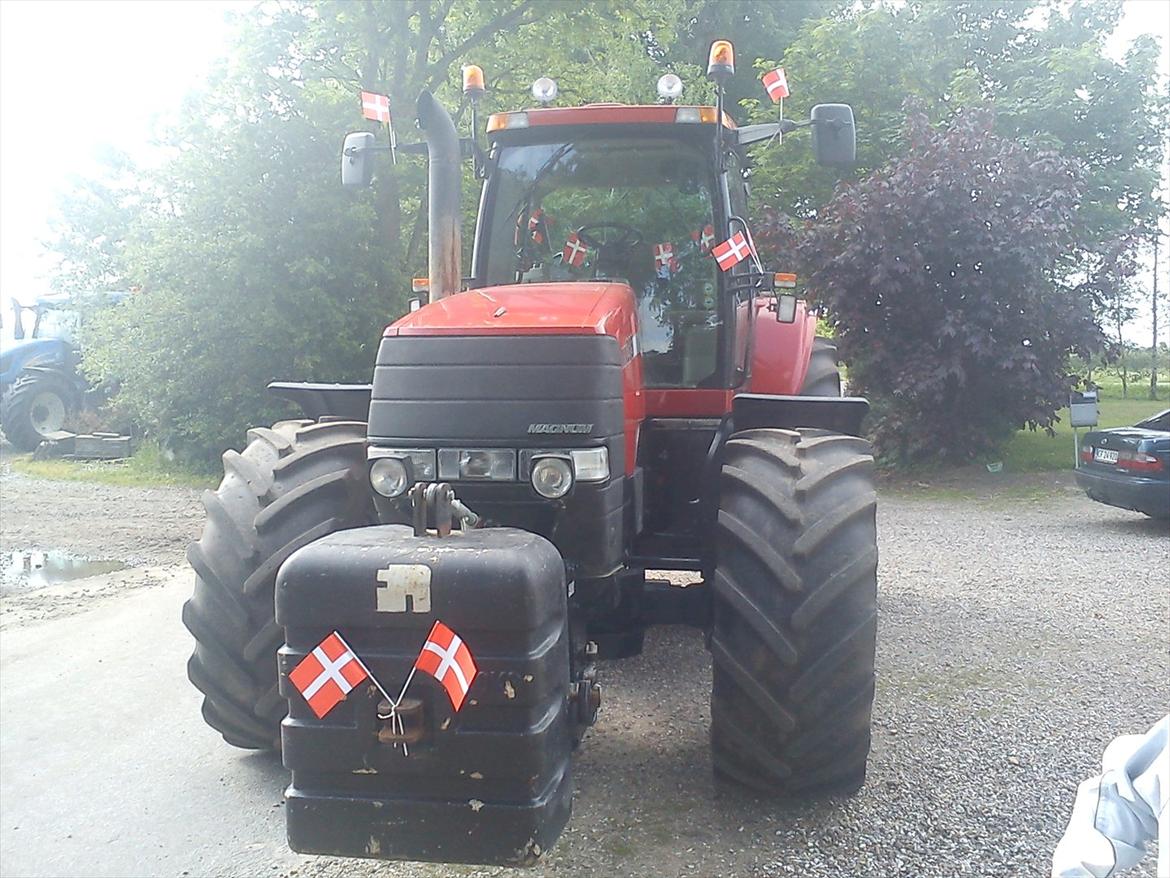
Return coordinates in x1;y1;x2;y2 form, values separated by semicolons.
811;104;856;167
341;131;376;187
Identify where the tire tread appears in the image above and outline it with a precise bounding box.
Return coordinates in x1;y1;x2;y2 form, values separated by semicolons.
183;419;371;750
710;427;878;797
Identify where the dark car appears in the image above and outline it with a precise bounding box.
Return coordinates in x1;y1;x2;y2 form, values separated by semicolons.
1076;409;1170;520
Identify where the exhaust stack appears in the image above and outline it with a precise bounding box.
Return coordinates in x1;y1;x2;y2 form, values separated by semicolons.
416;90;462;300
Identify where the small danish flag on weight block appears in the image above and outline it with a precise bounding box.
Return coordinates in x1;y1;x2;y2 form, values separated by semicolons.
289;631;369;719
415;621;478;711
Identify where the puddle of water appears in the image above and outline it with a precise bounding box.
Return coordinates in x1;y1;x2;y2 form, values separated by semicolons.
0;550;128;590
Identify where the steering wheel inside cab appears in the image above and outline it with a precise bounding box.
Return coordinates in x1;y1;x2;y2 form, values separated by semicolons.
573;222;643;278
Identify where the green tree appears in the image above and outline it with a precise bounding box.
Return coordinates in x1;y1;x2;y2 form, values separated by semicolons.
747;0;1167;246
769;110;1101;464
744;0;1165;459
57;0;840;461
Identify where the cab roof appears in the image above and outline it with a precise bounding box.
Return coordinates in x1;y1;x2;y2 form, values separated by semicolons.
487;104;737;136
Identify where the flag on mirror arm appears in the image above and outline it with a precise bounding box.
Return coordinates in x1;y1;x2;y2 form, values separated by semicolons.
361;90;392;123
691;224;716;254
414;620;478;711
762;68;789;103
711;231;753;272
360;90;397;163
289;631;369;719
563;232;589;267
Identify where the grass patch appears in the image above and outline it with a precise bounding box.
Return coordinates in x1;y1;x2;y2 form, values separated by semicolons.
1000;388;1167;473
8;441;216;489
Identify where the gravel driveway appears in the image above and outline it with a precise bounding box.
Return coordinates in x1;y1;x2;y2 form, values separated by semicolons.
1;456;1166;877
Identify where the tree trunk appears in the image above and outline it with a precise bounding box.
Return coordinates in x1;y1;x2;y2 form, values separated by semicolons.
1151;233;1160;401
1116;292;1128;398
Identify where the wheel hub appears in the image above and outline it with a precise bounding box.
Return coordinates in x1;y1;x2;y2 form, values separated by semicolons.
29;391;66;437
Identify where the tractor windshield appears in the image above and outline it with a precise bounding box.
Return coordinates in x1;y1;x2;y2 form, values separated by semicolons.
32;306;78;342
483;137;721;388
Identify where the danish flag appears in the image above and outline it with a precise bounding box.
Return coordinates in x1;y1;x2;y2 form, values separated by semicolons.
562;232;589;267
289;631;369;719
360;90;392;123
527;208;550;245
653;242;677;277
691;224;716;254
762;68;789;103
414;621;478;711
711;231;753;272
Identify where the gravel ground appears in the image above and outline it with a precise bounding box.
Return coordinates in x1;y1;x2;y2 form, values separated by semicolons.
0;453;203;626
0;454;1166;877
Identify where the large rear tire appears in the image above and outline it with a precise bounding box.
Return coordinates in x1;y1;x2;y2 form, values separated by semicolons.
800;336;842;397
182;419;373;749
710;428;877;797
0;371;78;451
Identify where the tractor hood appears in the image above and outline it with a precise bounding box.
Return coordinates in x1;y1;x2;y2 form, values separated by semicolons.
0;337;68;383
385;282;638;346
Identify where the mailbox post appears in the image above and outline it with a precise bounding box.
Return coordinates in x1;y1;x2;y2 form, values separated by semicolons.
1069;390;1099;467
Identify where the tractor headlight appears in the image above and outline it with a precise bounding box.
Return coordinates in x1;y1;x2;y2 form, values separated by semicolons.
438;448;516;481
521;447;610;485
531;456;573;499
367;448;436;497
369;457;410;498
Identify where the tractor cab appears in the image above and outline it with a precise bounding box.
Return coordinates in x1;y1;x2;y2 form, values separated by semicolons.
479;110;733;392
10;295;79;343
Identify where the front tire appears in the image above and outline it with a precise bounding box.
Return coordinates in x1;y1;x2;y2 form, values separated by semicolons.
182;419;373;749
0;371;77;451
710;428;877;797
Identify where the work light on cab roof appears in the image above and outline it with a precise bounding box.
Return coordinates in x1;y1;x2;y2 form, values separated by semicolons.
656;73;684;103
531;76;558;105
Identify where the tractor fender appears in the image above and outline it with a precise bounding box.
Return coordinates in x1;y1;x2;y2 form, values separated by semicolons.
0;339;70;390
6;363;86;397
268;381;373;422
746;301;817;395
731;393;869;437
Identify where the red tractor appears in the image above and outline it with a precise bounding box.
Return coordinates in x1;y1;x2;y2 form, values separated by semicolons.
183;41;876;866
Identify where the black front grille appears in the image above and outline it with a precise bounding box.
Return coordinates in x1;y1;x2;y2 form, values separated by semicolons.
368;334;625;473
367;334;628;577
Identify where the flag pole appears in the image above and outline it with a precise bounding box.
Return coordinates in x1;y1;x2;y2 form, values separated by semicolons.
334;630;415;756
333;631;396;706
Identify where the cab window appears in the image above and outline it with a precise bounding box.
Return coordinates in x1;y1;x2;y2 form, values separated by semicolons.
484;137;721;388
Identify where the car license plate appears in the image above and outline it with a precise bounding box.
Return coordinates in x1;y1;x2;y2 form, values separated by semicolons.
1093;447;1119;464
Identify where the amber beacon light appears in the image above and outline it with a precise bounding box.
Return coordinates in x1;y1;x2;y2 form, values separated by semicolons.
462;65;486;98
707;40;735;79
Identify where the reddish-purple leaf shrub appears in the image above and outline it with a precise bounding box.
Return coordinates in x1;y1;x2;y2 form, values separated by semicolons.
758;109;1102;464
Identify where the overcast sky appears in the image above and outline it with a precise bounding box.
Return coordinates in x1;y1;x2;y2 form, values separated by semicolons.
1;0;1167;342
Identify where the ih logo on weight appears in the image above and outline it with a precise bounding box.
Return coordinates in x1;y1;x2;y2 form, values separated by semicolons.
375;564;432;613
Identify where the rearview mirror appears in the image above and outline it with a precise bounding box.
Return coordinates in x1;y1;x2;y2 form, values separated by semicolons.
341;131;376;187
811;104;855;167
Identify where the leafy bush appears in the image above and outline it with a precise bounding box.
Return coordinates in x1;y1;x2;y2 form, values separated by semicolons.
760;109;1103;464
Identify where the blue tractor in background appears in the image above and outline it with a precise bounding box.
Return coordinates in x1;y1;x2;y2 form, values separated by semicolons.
0;293;123;451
